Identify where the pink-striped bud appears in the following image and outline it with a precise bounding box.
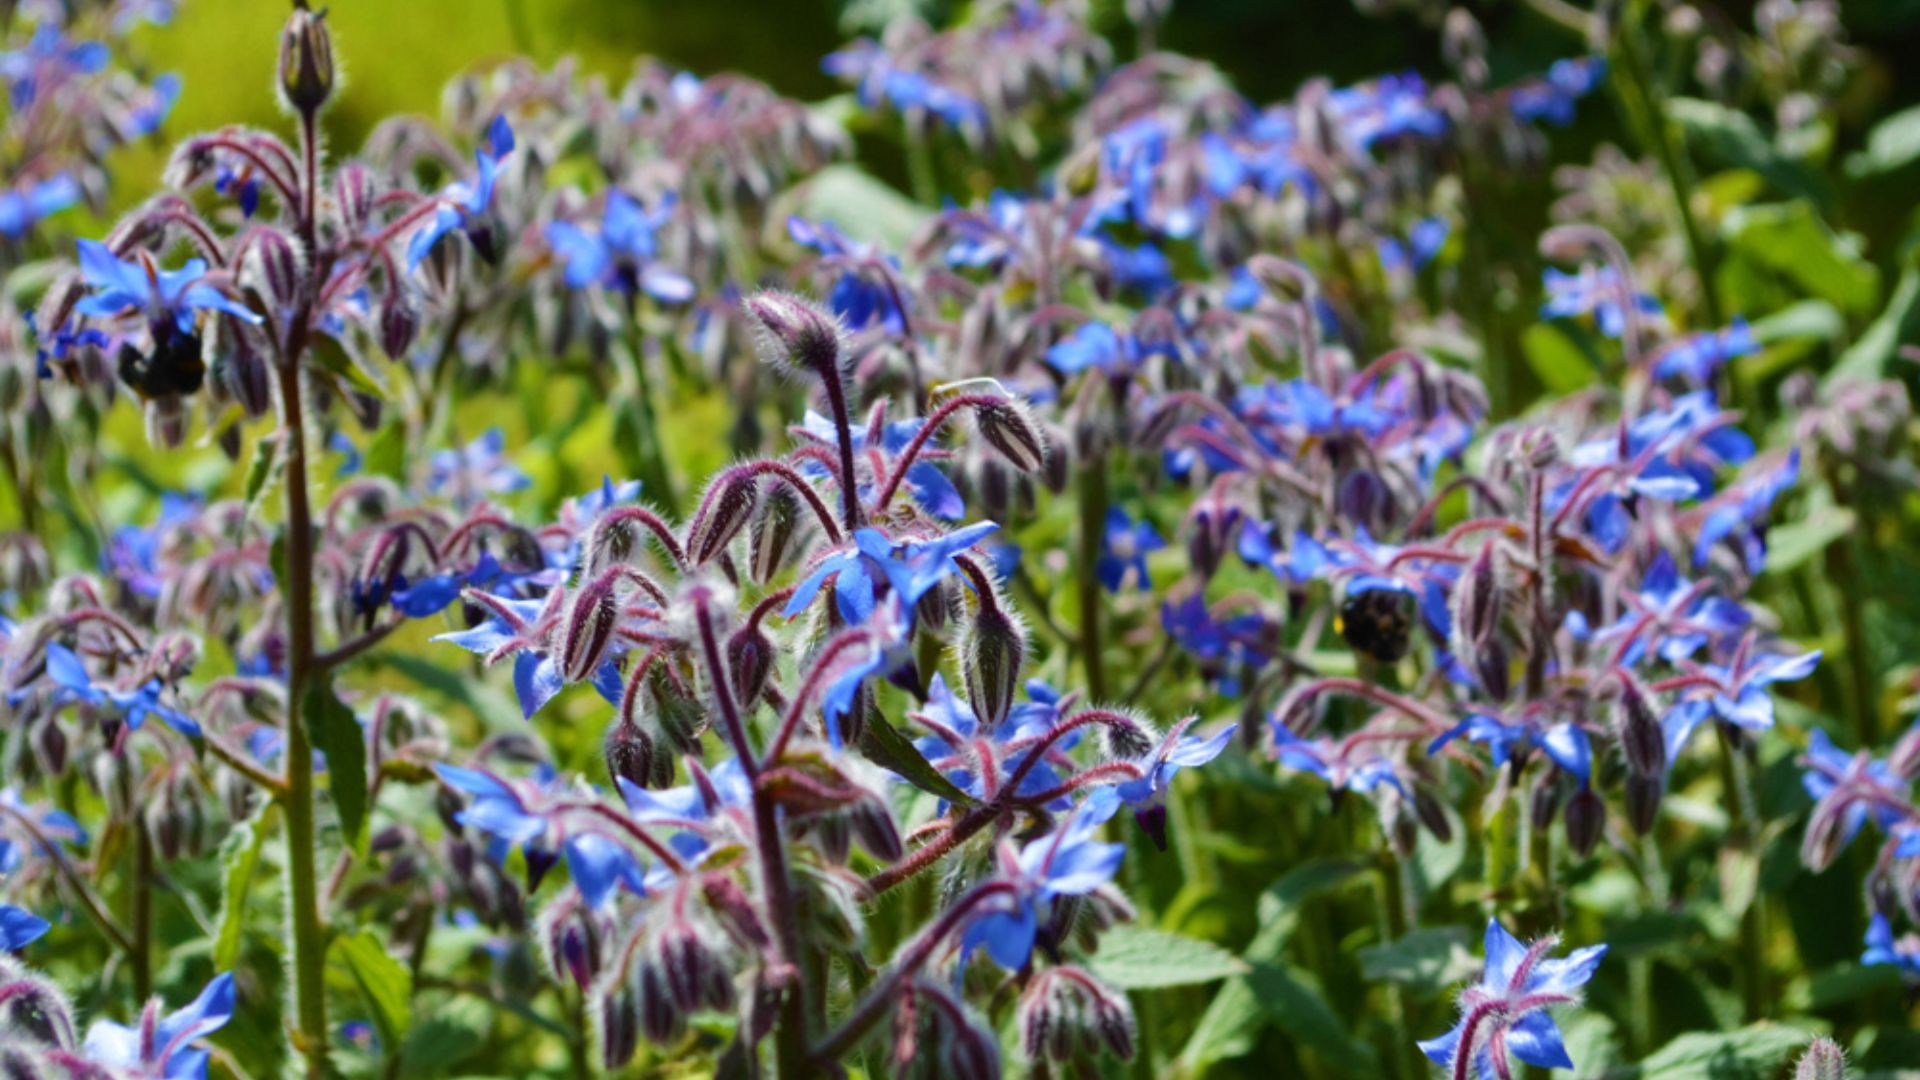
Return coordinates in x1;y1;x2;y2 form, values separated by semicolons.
973;395;1049;473
1566;786;1605;856
688;470;760;567
559;574;622;684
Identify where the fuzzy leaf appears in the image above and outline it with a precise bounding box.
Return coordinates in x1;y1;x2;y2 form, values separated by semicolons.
1604;1024;1813;1080
856;709;975;808
1085;926;1247;989
1357;926;1480;995
212;801;277;971
330;928;413;1049
303;680;369;855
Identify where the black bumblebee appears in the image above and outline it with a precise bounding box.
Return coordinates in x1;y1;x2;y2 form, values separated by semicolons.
1338;587;1414;664
116;322;206;400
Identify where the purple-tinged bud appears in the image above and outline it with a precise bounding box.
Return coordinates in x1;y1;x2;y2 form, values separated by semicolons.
1625;772;1663;835
604;715;668;790
688;471;760;567
1801;798;1852;873
1451;544;1504;654
850;795;903;862
744;290;843;381
1530;774;1564;832
1041;426;1072;493
976;457;1013;521
1614;677;1666;778
748;484;803;583
525;846;559;893
963;600;1026;730
559;575;622;684
1794;1037;1849;1080
379;293;418;360
537;893;609;990
700;877;769;950
279;1;335;115
91;749;136;822
1387;800;1419;859
1098;710;1158;761
1566;786;1605;856
973;396;1049;473
241;228;306;318
1473;638;1512;704
335;162;375;236
726;626;774;709
1412;783;1454;842
0;966;76;1050
591;982;639;1071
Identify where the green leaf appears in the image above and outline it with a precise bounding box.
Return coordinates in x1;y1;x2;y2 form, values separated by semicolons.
362;421;407;482
1828;263;1920;385
1177;860;1367;1072
1846;102;1920;178
1604;1024;1813;1080
1244;962;1379;1075
303;680;370;855
212;801;277;971
330;928;413;1050
856;709;975;808
398;996;490;1076
1356;926;1479;995
790;164;929;250
1763;506;1854;575
1084;926;1247;989
1725;202;1879;315
1670;97;1830;208
241;434;281;524
1522;322;1599;394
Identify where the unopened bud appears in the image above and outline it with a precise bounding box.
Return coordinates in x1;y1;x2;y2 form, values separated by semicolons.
1793;1037;1849;1080
279;1;335;115
591;982;639;1071
1615;678;1666;777
744;291;843;381
1412;783;1454;842
379;293;418;360
0;971;76;1050
963;600;1025;729
973;396;1048;473
241;227;305;315
1625;772;1663;835
726;624;774;708
604;714;668;790
688;470;760;567
558;574;621;684
1565;786;1605;856
748;483;803;583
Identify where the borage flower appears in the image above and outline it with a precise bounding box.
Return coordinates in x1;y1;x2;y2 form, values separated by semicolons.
962;789;1125;971
1419;919;1606;1080
408;115;516;269
83;972;236;1080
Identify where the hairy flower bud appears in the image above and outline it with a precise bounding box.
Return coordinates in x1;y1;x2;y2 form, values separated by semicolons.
745;291;843;381
1018;967;1137;1065
1625;772;1663;835
973;396;1048;473
688;470;760;567
963;598;1025;730
559;573;622;684
1412;783;1454;842
727;624;774;709
537;892;611;991
1565;786;1605;857
1614;677;1666;778
0;964;76;1050
604;714;668;790
279;1;335;115
241;227;305;317
748;483;804;583
591;982;639;1071
1794;1037;1849;1080
379;293;418;360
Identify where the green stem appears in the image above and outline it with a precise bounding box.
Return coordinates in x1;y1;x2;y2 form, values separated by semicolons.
1075;459;1109;701
1613;3;1724;328
130;818;153;1001
1713;724;1765;1021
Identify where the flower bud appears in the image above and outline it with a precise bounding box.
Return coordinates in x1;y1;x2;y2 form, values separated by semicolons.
537;892;610;991
1019;966;1135;1065
1450;544;1504;655
748;484;804;583
1412;783;1453;842
726;625;774;709
279;1;335;115
559;573;622;684
1565;786;1605;857
591;981;640;1071
604;714;669;790
144;396;189;450
1041;426;1072;493
241;227;306;316
744;291;843;381
1624;772;1663;835
335;162;375;236
963;599;1025;730
1530;773;1563;832
688;470;760;567
0;966;76;1049
1614;678;1666;778
379;293;418;360
973;396;1048;473
1794;1037;1849;1080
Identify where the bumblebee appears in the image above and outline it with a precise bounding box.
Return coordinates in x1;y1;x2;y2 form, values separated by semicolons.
116;322;205;400
1337;587;1414;664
